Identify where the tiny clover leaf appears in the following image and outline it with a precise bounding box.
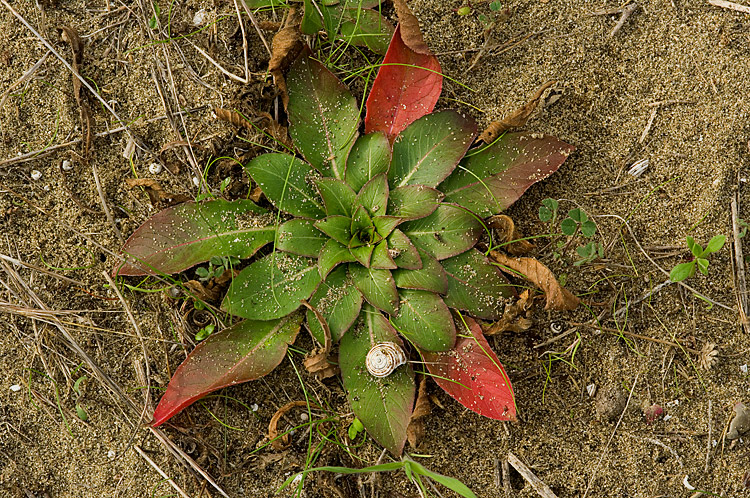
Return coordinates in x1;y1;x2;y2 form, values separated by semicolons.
115;17;575;461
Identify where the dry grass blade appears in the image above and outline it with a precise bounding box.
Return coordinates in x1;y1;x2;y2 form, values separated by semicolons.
731;193;749;333
478;81;556;144
58;26;94;162
506;452;559;498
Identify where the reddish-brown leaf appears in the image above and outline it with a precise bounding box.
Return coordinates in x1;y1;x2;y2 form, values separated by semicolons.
151;314;302;426
422;317;516;421
364;25;442;143
392;0;430;54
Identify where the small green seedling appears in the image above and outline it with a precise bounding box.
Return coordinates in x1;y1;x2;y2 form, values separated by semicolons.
73;375;89;421
539;199;600;264
669;235;726;282
574;241;604;266
561;208;596;237
347;417;365;440
195;324;215;341
195;255;239;283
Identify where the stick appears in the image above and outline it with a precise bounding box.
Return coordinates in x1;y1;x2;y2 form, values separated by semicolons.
705;400;713;473
502;458;514;497
610;3;638;38
708;0;750;14
731;193;750;333
506;453;558;498
134;445;192;498
639;107;658;144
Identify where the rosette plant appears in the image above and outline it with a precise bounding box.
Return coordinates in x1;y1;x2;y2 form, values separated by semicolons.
116;24;574;456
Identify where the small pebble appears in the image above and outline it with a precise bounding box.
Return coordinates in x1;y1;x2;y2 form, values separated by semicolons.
300;413;309;422
586;383;596;397
9;384;22;392
250;403;259;412
107;450;116;459
741;364;748;374
663;414;673;422
595;384;627;422
192;176;200;188
62;160;73;171
148;163;163;175
31;170;42;181
193;8;207;26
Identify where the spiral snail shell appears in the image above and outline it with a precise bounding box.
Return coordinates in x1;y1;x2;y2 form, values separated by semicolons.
366;342;407;378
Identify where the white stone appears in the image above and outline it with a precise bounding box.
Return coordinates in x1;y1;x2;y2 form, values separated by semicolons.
9;384;22;392
193;8;207;26
31;170;42;181
62;160;73;171
148;163;162;175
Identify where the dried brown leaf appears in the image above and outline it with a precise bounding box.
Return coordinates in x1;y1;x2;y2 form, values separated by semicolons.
183;279;223;303
489;251;579;311
268;8;304;109
59;25;95;161
302;348;339;380
124;178;191;207
392;0;430;54
407;376;430;448
478;80;556;144
488;215;535;255
215;108;292;148
268;400;320;450
484;290;535;335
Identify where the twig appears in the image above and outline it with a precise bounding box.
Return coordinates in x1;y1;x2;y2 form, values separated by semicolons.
0;106;209;168
134;445;192;498
639;436;684;467
583;372;640;498
239;0;271;57
92;162;124;245
708;0;750;14
614;279;674;317
506;453;558;498
731;193;750;333
639;107;658;144
502;458;514;498
610;3;639;38
705;400;713;473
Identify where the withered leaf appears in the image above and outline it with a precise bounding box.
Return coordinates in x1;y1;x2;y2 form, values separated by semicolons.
183;279;223;303
488;215;535;255
489;251;579;311
392;0;430;55
124;178;191;207
478;80;556;144
59;25;94;161
406;375;430;448
302;348;339;380
268;8;304;109
484;290;535;335
268;400;319;450
215;107;292;149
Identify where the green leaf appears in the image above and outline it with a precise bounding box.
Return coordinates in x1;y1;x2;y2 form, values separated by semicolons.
371;240;397;269
287;53;360;179
705;235;726;254
538;206;553;222
390;290;455;351
350;205;374;242
350;264;399;315
152;314;303;426
541;198;559;211
580;220;597;237
339;7;395;54
560;218;577;236
441;249;513;320
392;249;448;294
669;261;695;282
387;185;444;221
348;417;364;440
116;200;274;276
339;307;415;456
387;229;422;269
315;215;352;245
686;236;701;257
357;173;389;216
245;153;325;218
349;243;376;267
301;0;324;34
568;208;586;223
318;239;356;278
439;133;574;217
389;110;477;188
306;265;363;344
277;218;327;257
400;204;482;260
315;177;357;216
223;253;321;319
345;132;391;192
372;216;401;238
696;257;709;275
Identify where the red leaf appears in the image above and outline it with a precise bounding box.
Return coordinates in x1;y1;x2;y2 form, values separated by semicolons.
364;25;442;143
422;317;516;421
152;314;302;426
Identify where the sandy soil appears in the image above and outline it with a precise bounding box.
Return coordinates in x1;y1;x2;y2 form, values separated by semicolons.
2;0;750;497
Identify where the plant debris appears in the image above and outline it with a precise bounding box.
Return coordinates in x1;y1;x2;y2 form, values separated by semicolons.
478;81;556;144
124;178;191;208
728;401;750;440
268;7;304;109
407;375;431;448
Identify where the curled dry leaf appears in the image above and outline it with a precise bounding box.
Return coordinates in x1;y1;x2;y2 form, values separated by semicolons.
303;348;340;380
489;251;579;311
484;289;535;335
488;214;535;255
268;7;304;109
407;375;431;448
269;400;319;450
124;178;191;208
59;25;94;161
478;80;556;144
215;107;292;149
392;0;430;54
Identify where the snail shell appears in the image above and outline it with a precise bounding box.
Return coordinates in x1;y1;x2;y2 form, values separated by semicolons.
366;342;407;378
